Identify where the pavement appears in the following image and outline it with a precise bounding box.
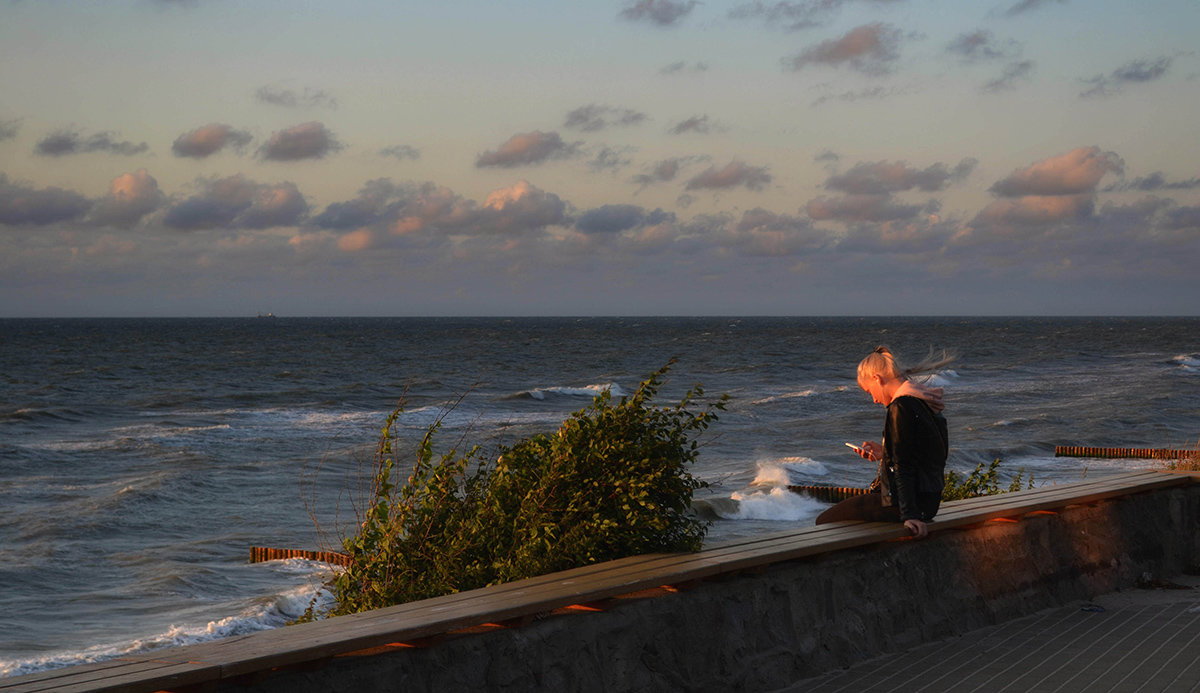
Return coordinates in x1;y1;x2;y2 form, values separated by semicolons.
786;573;1200;693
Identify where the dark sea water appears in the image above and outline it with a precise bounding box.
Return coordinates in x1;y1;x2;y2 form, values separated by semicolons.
2;316;1198;676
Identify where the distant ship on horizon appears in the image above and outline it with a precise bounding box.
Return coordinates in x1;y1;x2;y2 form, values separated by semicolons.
256;312;276;319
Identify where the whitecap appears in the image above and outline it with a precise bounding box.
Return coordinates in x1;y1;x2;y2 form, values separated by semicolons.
727;486;827;521
525;382;627;400
749;389;818;405
0;570;335;679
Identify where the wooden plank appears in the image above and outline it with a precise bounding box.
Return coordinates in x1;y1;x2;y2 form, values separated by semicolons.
0;659;217;693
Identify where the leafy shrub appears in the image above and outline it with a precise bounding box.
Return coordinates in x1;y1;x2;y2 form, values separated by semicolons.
329;361;725;616
942;459;1031;501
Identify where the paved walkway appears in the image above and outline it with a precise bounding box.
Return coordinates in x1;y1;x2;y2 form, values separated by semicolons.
786;574;1200;693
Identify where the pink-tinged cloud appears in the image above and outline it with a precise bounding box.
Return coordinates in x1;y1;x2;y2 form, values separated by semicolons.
806;194;922;223
727;208;830;256
390;184;476;235
782;23;903;75
685;161;772;191
619;0;699;26
337;229;375;252
973;194;1094;226
825;159;976;194
0;174;92;225
259;122;343;161
990;147;1124;197
475;131;579;168
89;169;165;227
164;174;308;230
172;124;253;158
480;180;568;232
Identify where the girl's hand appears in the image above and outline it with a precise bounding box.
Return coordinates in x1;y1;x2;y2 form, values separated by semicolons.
860;441;883;462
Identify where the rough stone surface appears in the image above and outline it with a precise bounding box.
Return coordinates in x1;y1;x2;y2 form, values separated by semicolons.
231;485;1200;692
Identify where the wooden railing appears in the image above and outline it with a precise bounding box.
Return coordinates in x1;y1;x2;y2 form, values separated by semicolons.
3;470;1195;693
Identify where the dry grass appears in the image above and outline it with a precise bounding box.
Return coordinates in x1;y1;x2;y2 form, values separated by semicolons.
1155;441;1200;472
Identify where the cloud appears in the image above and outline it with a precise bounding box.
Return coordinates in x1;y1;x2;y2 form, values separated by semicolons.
989;146;1123;197
1102;172;1200;192
587;146;634;172
564;104;648;131
810;85;913;106
618;0;699;27
259;122;343;161
88;169;165;227
725;208;831;256
0;119;19;141
825;159;976;194
631;156;709;188
1162;205;1200;231
1080;57;1173;98
982;60;1034;92
380;144;421;160
686;161;772;191
575;204;646;233
806;193;923;222
782;23;903;75
967;147;1123;231
255;86;338;109
668;115;722;135
0;174;92;225
34;129;149;157
164;174;308;230
946;30;1017;62
972;194;1094;227
478;180;569;233
172;123;253;158
1001;0;1065;17
316;179;568;243
660;61;709;74
728;0;904;32
475;131;580;168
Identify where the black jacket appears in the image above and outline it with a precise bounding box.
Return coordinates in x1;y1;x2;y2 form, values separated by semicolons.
879;395;948;521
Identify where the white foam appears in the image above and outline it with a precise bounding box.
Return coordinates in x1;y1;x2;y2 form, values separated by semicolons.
728;486;826;521
0;563;336;679
749;389;818;405
527;382;627;400
715;459;831;522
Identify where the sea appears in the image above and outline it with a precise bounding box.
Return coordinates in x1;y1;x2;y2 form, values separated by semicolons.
2;316;1198;677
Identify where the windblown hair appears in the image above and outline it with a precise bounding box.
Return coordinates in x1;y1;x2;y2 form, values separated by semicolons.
857;345;956;383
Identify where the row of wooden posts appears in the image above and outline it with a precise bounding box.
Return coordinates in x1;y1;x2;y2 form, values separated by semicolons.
1053;446;1194;460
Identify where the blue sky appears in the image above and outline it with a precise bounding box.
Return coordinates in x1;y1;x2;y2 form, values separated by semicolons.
1;0;1197;316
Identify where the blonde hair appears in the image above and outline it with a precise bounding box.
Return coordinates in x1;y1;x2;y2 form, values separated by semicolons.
857;345;955;383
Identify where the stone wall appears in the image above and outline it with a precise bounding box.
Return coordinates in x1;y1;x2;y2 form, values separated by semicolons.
235;483;1200;692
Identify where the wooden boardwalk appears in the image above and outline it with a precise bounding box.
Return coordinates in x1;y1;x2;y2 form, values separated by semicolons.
3;470;1195;693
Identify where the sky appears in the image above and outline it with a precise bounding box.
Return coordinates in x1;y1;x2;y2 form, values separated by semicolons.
1;0;1198;317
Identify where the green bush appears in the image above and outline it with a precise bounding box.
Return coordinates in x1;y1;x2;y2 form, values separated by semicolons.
942;459;1031;501
328;361;725;616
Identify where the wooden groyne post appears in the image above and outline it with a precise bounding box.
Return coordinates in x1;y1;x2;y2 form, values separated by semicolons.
250;546;351;567
1054;446;1194;460
786;484;870;503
